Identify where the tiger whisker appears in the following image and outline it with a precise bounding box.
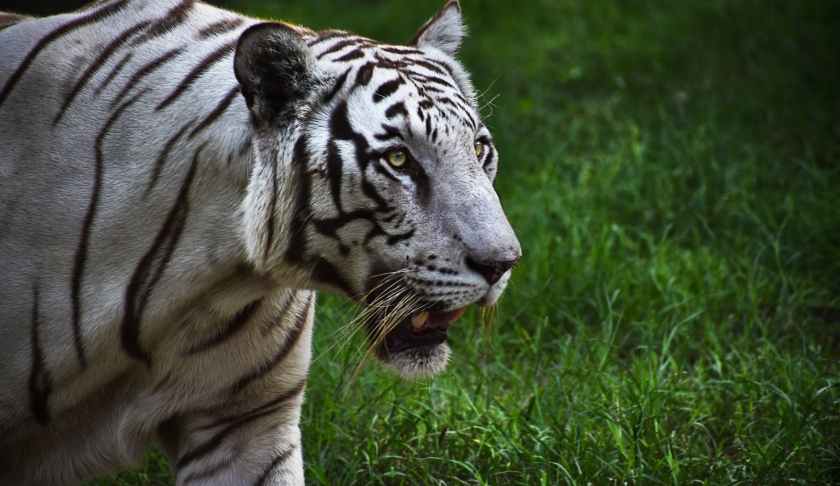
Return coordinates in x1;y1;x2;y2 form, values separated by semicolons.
343;291;423;393
479;92;500;120
318;272;411;364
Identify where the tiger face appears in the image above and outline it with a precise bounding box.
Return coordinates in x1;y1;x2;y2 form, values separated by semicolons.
236;1;520;377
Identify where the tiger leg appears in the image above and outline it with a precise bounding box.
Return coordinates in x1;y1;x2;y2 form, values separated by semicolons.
160;385;306;486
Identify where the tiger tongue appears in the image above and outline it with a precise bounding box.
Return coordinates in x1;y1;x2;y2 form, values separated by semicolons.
410;308;467;332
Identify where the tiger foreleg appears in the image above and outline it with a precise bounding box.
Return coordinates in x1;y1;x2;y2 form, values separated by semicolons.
161;394;306;485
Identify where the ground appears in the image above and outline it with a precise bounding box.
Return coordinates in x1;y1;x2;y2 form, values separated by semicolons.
76;0;840;483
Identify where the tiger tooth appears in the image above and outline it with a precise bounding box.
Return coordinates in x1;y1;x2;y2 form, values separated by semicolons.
412;311;430;330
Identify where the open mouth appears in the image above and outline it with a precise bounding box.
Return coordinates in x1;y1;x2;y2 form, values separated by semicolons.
377;306;468;356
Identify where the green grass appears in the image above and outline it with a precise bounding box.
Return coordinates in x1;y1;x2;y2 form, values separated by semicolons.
89;0;840;484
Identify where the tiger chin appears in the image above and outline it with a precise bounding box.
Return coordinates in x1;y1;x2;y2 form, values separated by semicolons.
0;0;520;484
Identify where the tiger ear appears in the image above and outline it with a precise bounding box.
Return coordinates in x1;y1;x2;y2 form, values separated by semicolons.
410;0;466;56
234;23;315;125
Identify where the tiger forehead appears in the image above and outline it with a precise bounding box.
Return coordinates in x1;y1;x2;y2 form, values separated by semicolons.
311;35;459;87
310;34;475;106
306;30;482;146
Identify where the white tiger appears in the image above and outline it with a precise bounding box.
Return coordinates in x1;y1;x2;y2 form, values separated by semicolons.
0;0;521;484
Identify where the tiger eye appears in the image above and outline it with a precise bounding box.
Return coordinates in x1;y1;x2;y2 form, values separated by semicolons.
387;150;407;168
475;142;485;159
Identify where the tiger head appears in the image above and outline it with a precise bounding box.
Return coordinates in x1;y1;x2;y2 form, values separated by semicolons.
235;1;521;378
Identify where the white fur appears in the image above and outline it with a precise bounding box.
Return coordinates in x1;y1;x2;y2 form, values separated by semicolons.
0;0;520;484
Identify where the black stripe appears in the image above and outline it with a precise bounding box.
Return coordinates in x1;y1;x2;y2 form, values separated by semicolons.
407;58;448;76
229;294;313;393
409;72;459;91
316;38;367;60
186;299;262;354
145;120;194;198
0;0;130;109
363;224;386;246
425;58;457;79
112;46;184;108
380;46;423;56
196;17;244;39
255;445;297;486
333;48;365;62
157;40;236;111
361;177;389;211
260;293;297;336
307;30;349;47
436;96;477;130
373;124;404;142
484;145;497;169
311;258;355;296
373;77;404;102
181;456;235;485
285;136;311;264
421;85;445;95
29;283;52;425
199;378;307;432
387;228;415;246
385;102;408;119
122;143;203;366
177;380;306;470
309;100;411;252
325;141;343;214
354;63;375;87
322;67;350;105
132;0;195;46
94;52;132;95
451;91;470;106
54;20;152;126
371;52;409;71
71;87;148;369
263;141;279;263
188;86;240;139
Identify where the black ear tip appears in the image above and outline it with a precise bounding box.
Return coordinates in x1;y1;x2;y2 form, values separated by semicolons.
234;22;315;124
234;22;311;82
238;22;309;56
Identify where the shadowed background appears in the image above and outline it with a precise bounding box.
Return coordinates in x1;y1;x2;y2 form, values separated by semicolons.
3;0;839;484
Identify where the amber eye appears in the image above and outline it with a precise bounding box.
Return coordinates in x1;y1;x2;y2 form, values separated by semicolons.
386;149;408;168
474;142;485;159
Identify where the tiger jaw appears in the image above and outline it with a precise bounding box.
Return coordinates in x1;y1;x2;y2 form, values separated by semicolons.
375;306;468;379
361;264;512;377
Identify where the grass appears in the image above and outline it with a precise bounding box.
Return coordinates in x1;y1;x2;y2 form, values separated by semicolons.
84;0;840;484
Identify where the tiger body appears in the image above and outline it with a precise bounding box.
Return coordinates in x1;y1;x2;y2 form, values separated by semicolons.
0;1;521;484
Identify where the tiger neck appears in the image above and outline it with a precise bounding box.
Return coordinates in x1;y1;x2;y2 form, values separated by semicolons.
177;98;310;298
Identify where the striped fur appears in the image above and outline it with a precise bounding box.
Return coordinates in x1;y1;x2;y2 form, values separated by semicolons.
0;0;520;484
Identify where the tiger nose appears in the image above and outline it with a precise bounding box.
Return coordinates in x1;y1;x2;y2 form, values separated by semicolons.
466;252;521;285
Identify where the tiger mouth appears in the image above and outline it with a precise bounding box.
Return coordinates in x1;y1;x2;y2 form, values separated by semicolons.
378;307;468;356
